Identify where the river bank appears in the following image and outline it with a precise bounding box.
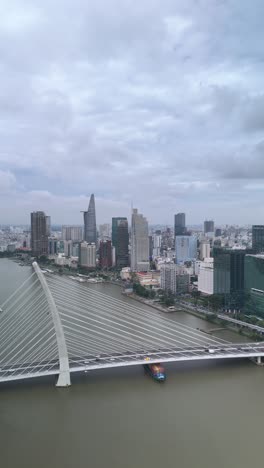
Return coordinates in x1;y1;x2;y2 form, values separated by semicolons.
124;289;261;341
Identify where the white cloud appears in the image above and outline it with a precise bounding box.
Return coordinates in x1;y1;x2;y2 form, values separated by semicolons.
0;170;16;193
0;0;264;225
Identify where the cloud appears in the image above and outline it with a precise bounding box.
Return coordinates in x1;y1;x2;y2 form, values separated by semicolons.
0;170;16;193
0;0;264;225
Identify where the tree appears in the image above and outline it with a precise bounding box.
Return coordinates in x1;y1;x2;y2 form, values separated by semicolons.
39;255;48;264
149;289;156;299
133;283;150;298
191;290;201;306
208;294;224;311
164;296;175;307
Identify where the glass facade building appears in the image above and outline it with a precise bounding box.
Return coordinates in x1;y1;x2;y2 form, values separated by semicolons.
112;218;129;268
204;220;214;234
112;217;127;248
131;209;149;272
213;248;246;306
252;225;264;254
30;211;49;257
83;194;97;243
244;255;264;318
174;213;186;237
230;250;245;293
175;236;197;264
213;248;230;294
99;240;112;268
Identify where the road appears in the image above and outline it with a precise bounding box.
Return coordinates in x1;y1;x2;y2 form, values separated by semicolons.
177;300;264;334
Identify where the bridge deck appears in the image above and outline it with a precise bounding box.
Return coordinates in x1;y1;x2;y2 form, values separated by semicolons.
1;343;264;383
1;269;264;386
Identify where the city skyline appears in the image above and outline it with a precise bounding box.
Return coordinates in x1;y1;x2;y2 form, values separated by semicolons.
0;192;258;229
1;1;264;225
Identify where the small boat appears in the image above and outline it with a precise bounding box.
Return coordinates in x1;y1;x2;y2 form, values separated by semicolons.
143;363;166;382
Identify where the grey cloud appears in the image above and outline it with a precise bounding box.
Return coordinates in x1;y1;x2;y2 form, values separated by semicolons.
1;0;264;225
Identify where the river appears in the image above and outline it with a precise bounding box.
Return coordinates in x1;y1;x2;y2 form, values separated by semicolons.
0;258;263;468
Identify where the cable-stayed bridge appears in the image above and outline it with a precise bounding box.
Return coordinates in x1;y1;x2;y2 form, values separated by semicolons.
0;262;263;387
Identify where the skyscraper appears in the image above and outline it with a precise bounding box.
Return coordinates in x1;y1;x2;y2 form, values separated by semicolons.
99;224;111;240
213;247;246;304
230;250;245;293
213;248;230;294
204;220;214;234
114;218;129;268
62;226;83;241
131;209;149;272
252;225;264;254
48;237;58;255
112;217;127;248
99;240;112;268
31;211;49;257
79;242;96;268
149;235;153;259
83;194;97;243
244;254;264;318
175;236;197;264
199;241;211;260
198;258;214;295
46;216;51;236
153;233;162;257
174;213;186;237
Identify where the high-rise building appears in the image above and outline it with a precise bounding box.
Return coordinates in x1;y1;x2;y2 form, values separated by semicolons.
213;247;246;299
79;242;96;268
199;241;211;260
83;194;97;243
64;240;73;257
46;216;51;236
204;220;214;234
176;274;190;294
22;231;31;249
153;234;162;257
112;218;127;248
244;254;264;318
131;208;149;272
99;224;111;240
213;248;231;294
215;228;222;237
72;242;80;258
252;225;264;254
230;250;245;293
62;226;83;241
99;240;112;268
115;219;129;268
149;235;153;259
153;234;162;249
31;211;49;257
57;240;65;254
175;236;197;264
160;264;189;295
174;213;186;237
198;258;214;295
48;237;58;255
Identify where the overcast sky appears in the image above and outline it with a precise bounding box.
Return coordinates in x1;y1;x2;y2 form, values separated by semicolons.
0;0;264;226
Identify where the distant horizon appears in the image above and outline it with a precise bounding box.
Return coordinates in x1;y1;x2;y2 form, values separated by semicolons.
0;222;254;229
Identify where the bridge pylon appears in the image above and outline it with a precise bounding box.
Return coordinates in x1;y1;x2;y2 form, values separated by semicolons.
32;262;71;387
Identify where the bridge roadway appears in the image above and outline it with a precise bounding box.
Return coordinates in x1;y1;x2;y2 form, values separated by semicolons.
1;343;264;383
